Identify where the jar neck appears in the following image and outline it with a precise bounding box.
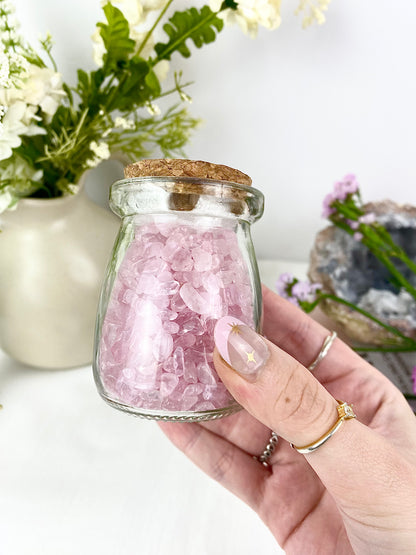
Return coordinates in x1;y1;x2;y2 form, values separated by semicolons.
110;176;264;224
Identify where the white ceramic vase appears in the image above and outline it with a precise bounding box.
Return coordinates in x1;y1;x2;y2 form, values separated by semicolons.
0;185;119;368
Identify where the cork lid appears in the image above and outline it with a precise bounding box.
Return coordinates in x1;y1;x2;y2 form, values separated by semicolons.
124;159;252;187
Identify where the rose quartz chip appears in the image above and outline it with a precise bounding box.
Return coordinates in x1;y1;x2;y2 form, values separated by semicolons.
99;218;254;415
160;374;179;398
179;283;210;315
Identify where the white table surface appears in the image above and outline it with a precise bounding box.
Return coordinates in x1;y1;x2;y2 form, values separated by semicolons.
0;260;306;555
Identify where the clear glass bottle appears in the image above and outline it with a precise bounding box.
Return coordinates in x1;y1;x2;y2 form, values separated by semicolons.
93;160;264;421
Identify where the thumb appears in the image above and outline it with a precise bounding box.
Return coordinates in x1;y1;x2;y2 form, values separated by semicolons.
213;316;416;523
213;315;339;448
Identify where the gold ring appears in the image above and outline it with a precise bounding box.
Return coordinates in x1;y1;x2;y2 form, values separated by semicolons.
308;331;337;371
291;401;356;454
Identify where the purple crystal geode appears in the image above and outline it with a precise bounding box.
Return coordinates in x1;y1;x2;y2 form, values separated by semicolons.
308;200;416;345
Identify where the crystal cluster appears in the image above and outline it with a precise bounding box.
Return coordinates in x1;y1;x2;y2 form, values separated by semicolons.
99;218;254;414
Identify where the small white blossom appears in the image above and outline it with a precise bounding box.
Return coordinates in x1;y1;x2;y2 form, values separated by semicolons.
145;101;161;116
211;0;282;37
90;140;110;160
114;116;135;130
66;183;79;194
86;140;111;168
295;0;331;28
179;90;192;104
0;51;10;87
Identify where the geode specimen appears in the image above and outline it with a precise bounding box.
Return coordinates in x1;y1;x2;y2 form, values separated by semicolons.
308;200;416;345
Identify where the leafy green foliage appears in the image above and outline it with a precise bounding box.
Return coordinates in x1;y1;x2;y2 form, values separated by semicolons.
0;1;230;203
108;106;201;161
154;6;224;60
98;3;135;70
222;0;238;9
107;58;161;112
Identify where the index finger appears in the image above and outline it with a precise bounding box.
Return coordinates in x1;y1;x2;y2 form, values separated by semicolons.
262;285;375;379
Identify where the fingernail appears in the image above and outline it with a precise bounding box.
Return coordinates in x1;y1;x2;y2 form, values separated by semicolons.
214;316;270;381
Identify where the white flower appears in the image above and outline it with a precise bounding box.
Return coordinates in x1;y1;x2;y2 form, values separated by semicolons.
114;116;135;129
86;140;110;168
141;0;166;11
91;28;106;67
295;0;331;28
0;101;30;160
90;140;110;159
153;59;169;82
210;0;282;37
101;0;145;27
0;51;10;88
129;28;155;57
0;155;43;212
0;153;43;184
22;65;65;116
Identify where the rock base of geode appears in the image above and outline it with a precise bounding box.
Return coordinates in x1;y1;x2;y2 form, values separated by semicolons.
308;200;416;346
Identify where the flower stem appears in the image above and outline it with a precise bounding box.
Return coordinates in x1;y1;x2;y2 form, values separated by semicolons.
311;293;416;349
354;345;416;353
374;251;416;302
136;0;175;58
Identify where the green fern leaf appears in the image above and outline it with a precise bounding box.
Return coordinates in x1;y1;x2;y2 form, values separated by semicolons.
98;3;135;70
154;5;224;61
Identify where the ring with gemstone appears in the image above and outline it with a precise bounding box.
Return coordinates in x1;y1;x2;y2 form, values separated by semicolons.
291;401;357;454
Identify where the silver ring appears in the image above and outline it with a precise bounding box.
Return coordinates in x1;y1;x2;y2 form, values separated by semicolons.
307;331;337;371
253;431;279;467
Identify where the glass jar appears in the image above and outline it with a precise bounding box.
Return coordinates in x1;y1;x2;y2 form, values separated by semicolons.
93;162;264;421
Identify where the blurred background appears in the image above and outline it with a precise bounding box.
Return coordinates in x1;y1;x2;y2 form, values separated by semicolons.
12;0;416;262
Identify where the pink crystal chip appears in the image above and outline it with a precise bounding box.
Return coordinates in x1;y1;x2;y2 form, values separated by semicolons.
99;219;254;414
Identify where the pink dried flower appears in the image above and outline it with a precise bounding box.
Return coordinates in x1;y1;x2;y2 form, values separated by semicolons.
292;281;321;302
412;366;416;394
276;273;321;307
340;174;359;195
353;232;363;242
322;174;360;219
275;272;294;297
347;219;359;230
322;193;336;218
333;181;348;201
358;212;377;225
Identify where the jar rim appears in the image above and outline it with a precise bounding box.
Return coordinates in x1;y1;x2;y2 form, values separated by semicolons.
111;175;263;200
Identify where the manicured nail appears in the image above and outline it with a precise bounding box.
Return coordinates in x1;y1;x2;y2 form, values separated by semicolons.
214;316;270;381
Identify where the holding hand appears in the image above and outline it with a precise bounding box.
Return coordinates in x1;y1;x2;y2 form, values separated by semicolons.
160;286;416;554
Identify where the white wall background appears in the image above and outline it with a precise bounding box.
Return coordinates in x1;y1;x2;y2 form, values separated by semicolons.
13;0;416;262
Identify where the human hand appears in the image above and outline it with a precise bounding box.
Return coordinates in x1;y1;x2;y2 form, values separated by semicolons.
159;286;416;554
